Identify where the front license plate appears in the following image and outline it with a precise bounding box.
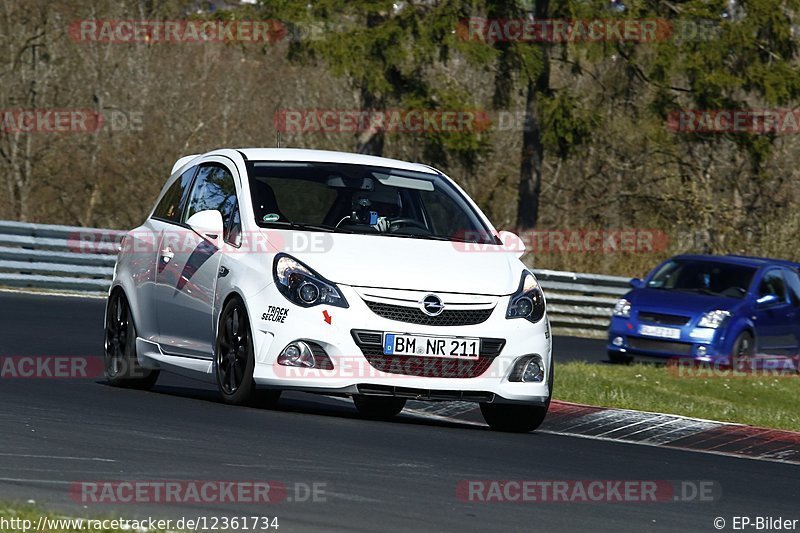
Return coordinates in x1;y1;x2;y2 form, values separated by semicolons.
383;333;480;359
638;324;681;339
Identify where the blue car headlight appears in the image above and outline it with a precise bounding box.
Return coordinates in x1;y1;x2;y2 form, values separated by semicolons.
612;298;631;318
697;310;731;328
506;271;546;323
273;254;348;308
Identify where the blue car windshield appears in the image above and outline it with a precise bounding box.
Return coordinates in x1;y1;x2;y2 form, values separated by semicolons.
646;260;756;299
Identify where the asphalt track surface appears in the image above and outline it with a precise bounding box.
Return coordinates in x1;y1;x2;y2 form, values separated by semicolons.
0;291;798;532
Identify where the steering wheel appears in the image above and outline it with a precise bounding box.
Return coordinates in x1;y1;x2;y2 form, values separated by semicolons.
389;218;429;233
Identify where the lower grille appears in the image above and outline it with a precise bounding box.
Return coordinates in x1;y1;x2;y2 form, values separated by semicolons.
357;384;494;402
364;300;494;327
351;329;504;379
629;337;693;356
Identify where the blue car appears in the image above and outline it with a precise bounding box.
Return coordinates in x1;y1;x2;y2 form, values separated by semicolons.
607;254;800;366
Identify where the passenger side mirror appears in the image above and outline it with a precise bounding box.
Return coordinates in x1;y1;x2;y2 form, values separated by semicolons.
186;210;224;243
629;278;645;289
756;294;780;307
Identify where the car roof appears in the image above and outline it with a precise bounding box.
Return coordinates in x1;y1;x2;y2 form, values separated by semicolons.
232;148;440;175
671;254;800;270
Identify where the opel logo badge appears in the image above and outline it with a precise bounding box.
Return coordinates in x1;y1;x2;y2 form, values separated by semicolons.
421;294;445;316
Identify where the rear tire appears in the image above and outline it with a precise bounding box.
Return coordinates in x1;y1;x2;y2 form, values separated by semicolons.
352;396;407;420
104;290;160;390
480;403;548;433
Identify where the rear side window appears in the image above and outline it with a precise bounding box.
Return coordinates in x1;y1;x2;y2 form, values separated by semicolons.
783;268;800;306
758;269;788;303
152;166;197;222
184;164;241;246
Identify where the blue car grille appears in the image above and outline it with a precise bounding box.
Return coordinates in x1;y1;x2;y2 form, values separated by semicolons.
637;311;691;326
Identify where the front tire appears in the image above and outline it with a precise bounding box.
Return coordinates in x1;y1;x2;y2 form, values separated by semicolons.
481;356;553;433
352;396;406;420
730;331;754;372
608;350;633;365
104;290;160;389
215;296;257;405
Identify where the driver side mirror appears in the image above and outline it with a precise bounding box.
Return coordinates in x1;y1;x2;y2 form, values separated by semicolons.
497;231;527;258
186;209;224;244
756;293;780;307
629;278;645;289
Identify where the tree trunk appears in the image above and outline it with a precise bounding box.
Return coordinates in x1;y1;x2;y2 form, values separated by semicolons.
515;0;550;230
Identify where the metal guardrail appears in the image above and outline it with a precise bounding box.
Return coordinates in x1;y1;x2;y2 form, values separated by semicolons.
0;221;629;337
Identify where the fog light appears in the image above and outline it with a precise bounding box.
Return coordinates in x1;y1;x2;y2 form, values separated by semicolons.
522;359;544;382
509;355;545;383
697;346;707;356
612;336;624;347
278;341;316;368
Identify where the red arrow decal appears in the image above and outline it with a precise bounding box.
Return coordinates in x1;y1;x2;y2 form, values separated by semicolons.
322;310;332;325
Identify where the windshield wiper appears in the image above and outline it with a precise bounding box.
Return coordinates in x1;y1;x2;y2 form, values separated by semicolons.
259;221;353;234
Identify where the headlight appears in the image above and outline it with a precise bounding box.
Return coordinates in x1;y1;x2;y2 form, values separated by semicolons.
698;310;731;328
612;298;631;318
273;254;348;308
506;271;546;323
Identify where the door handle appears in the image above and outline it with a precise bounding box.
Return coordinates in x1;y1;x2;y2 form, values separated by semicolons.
161;247;174;263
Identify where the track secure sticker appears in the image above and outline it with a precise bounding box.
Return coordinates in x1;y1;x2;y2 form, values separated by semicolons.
262;306;289;323
263;213;280;222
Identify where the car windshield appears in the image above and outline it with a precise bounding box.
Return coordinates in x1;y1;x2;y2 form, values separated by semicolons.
646;259;756;299
246;161;500;244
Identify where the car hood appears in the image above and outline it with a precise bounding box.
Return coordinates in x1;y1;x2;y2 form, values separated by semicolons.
627;288;746;315
261;229;521;295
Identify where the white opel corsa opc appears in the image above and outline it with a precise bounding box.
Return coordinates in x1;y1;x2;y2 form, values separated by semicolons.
105;148;552;432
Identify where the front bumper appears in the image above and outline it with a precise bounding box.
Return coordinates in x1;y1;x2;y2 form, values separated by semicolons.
249;283;552;405
607;316;727;361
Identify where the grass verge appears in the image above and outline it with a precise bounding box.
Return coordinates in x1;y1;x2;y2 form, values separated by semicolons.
554;361;800;432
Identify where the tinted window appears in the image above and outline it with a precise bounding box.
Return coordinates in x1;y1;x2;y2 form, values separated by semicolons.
759;270;788;303
647;259;755;299
184;165;241;246
152;166;196;222
784;269;800;306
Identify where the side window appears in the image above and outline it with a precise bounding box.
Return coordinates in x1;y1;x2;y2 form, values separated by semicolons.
783;269;800;306
184;165;241;246
152;166;196;222
758;270;788;303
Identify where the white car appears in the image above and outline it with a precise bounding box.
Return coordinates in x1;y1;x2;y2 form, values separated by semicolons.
104;148;552;432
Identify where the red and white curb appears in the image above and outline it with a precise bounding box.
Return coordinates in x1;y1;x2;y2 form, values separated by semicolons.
402;400;800;465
